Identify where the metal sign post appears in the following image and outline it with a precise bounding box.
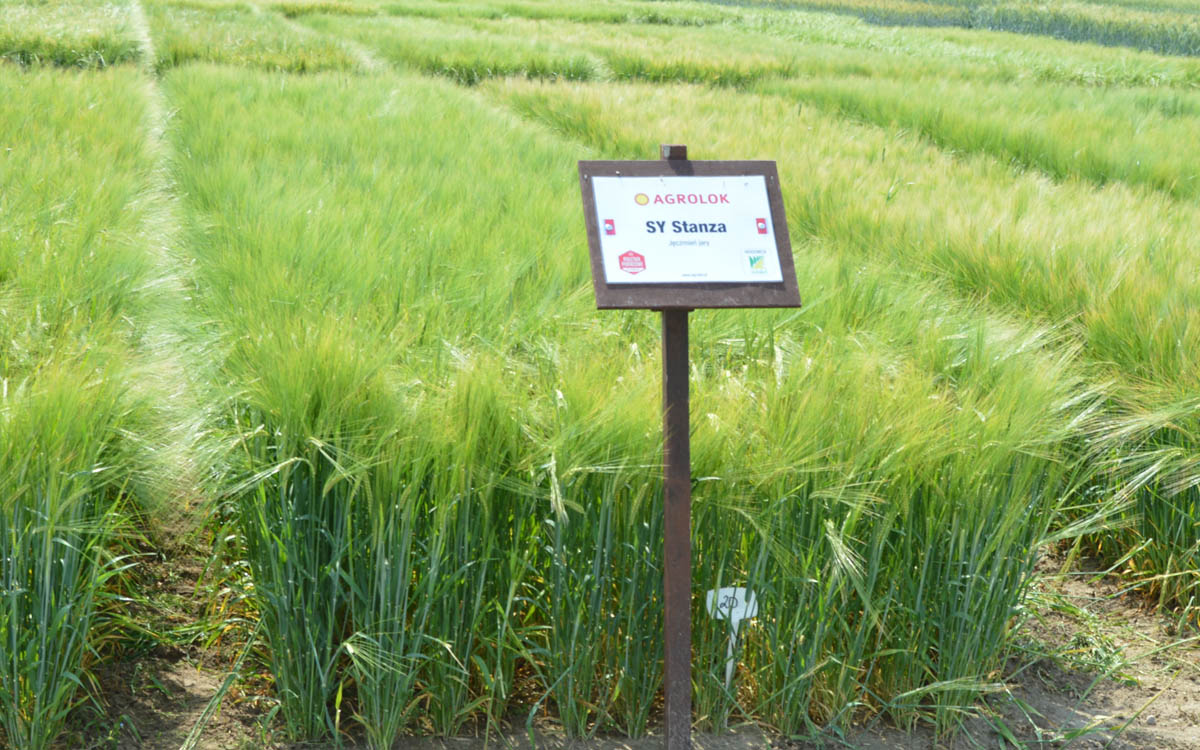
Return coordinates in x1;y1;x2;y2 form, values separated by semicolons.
579;145;800;750
660;222;692;749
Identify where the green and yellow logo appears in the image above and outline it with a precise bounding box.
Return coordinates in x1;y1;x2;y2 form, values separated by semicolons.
748;256;766;273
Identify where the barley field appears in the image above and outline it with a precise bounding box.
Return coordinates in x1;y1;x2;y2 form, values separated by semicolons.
1;0;1198;747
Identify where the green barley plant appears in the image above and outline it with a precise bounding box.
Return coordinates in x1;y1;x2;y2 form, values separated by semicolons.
489;79;1200;397
268;0;378;18
761;0;974;28
321;0;1200;90
733;0;1200;57
0;1;141;68
489;75;1200;610
143;0;357;72
378;0;508;21
749;6;1200;89
0;1;1181;745
300;14;605;83
759;75;1200;200
158;59;1109;740
0;362;144;750
0;66;184;749
975;1;1200;57
400;0;740;26
1086;398;1200;611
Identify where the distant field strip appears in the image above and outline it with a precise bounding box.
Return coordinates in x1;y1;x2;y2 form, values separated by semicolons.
0;0;141;67
732;0;1200;57
762;76;1200;200
300;5;1200;200
143;0;357;71
319;3;1200;88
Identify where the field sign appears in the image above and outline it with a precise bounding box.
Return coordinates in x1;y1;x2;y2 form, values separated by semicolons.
705;587;759;623
706;587;759;690
578;146;799;750
579;158;800;309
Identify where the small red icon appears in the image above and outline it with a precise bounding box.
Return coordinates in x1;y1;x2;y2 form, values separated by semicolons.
604;219;615;235
756;218;768;235
618;251;646;274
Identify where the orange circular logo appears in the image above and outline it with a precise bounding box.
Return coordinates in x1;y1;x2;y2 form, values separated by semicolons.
634;193;650;206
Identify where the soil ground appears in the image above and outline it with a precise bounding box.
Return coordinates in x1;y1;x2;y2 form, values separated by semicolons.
87;553;1199;750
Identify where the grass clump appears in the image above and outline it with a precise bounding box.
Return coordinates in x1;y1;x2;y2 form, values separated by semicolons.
0;1;140;68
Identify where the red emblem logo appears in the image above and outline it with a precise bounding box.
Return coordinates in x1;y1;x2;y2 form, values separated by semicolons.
604;219;615;235
756;218;768;235
618;251;646;275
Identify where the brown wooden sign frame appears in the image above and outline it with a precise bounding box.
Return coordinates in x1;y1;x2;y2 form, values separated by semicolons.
578;157;801;310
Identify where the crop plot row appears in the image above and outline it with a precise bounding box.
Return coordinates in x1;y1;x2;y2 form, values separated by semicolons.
0;0;141;67
489;76;1200;604
142;0;358;72
297;3;1200;88
746;0;1200;57
156;60;1105;743
0;66;175;750
764;76;1200;200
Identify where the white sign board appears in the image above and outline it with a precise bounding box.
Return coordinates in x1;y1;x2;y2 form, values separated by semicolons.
590;176;783;285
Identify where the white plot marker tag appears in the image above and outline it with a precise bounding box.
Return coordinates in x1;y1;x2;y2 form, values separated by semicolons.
705;587;758;690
